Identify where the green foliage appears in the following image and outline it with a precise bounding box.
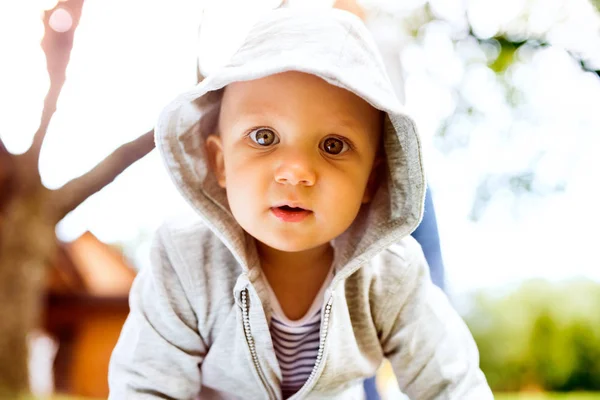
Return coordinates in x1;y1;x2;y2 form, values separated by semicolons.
487;38;524;73
464;280;600;391
495;393;600;400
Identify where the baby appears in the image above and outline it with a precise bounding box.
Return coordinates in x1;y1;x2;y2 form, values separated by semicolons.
109;7;493;400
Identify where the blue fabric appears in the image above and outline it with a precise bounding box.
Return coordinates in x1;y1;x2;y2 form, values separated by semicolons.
363;375;381;400
411;186;445;290
363;186;445;399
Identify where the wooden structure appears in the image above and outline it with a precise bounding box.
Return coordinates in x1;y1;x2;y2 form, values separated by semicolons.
42;232;136;398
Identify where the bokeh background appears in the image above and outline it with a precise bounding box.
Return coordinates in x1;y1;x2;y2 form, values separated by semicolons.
1;0;599;398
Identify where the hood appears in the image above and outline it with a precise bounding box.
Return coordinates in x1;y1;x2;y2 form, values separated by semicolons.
155;7;426;281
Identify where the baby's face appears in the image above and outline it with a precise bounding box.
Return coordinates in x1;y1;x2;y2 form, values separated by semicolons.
207;71;381;253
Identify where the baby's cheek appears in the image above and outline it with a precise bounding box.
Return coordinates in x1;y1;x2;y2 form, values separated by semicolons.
326;183;364;222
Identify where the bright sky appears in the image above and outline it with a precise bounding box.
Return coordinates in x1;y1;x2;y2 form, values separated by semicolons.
1;0;599;295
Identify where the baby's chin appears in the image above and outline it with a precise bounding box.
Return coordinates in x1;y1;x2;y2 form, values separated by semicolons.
254;234;331;254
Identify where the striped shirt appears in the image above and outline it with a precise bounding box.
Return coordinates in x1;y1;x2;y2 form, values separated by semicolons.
263;268;333;399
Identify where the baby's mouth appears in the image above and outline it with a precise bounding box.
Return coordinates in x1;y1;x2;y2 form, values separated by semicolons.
270;205;312;222
278;205;306;212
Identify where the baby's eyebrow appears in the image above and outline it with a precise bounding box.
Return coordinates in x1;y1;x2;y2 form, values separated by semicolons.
224;110;277;131
334;118;361;129
329;117;369;136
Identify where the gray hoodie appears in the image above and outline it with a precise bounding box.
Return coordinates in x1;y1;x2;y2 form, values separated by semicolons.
108;8;493;400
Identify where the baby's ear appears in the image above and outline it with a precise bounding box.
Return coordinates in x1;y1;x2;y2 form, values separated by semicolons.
362;157;384;204
205;135;226;188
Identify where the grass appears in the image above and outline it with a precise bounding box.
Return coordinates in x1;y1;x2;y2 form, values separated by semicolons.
14;393;600;400
12;391;600;400
495;393;600;400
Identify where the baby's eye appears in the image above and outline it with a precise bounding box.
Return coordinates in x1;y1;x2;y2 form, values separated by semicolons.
320;136;350;155
249;128;279;146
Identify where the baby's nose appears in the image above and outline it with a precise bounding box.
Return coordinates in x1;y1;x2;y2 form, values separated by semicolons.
274;152;316;186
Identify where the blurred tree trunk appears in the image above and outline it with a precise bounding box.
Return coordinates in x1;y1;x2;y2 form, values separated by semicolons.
0;177;57;397
0;1;155;396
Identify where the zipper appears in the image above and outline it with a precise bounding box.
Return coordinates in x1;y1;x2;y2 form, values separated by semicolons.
241;288;277;400
242;288;335;399
289;291;335;399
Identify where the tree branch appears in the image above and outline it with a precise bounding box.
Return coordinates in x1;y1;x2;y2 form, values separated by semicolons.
0;135;10;159
53;129;155;221
0;136;17;214
28;75;65;169
27;0;84;169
